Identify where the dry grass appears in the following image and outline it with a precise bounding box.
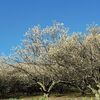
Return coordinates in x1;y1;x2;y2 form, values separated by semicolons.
21;96;95;100
21;93;95;100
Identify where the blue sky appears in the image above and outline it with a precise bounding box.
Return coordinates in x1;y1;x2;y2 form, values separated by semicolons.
0;0;100;54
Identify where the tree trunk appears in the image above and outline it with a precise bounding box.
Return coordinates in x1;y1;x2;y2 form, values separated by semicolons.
37;81;60;97
43;92;49;98
37;82;49;97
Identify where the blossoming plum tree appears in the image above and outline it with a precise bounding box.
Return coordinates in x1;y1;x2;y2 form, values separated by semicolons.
5;22;69;97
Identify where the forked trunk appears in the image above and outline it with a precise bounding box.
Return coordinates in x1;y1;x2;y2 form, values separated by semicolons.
37;81;59;97
43;93;49;98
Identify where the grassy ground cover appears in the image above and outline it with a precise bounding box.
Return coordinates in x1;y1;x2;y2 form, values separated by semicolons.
7;93;95;100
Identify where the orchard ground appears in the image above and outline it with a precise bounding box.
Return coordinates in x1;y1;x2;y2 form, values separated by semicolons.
7;93;95;100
